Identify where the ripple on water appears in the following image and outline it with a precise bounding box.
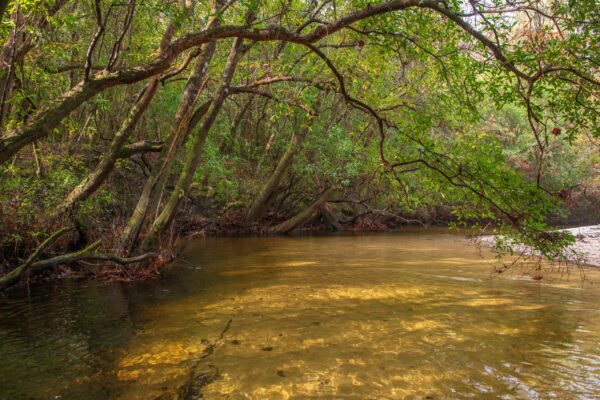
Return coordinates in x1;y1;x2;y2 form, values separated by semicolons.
1;232;600;399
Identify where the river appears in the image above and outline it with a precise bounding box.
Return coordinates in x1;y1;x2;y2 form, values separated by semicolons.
1;230;599;399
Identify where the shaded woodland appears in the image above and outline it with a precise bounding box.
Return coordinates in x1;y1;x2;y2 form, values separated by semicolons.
0;0;598;289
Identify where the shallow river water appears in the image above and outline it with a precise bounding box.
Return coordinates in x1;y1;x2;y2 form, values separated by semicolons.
1;231;600;399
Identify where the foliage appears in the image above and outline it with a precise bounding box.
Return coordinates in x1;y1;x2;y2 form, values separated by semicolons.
0;0;598;274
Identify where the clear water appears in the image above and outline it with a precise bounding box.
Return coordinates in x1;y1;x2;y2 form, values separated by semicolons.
1;231;599;399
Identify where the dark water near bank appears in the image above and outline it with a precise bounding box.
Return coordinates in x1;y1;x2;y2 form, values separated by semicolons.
1;231;600;399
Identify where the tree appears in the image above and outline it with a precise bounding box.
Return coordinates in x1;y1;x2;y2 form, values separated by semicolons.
0;0;598;287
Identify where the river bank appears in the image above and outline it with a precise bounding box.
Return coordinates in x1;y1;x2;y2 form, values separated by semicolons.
561;225;600;267
477;224;600;268
3;219;599;291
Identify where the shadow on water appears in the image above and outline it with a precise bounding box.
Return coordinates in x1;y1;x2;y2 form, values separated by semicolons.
1;231;599;399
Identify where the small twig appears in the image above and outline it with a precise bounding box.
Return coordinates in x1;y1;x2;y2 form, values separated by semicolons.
84;0;113;81
107;0;136;70
174;256;203;270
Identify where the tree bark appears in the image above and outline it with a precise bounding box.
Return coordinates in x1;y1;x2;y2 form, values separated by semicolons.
269;187;336;234
311;174;342;231
55;22;177;215
139;35;247;252
247;127;308;221
120;1;223;254
0;1;521;165
320;202;343;231
116;140;163;158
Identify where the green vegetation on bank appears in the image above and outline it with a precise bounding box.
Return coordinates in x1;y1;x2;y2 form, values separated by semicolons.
0;0;598;288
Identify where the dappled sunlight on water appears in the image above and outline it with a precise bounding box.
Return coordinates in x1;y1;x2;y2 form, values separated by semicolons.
1;231;600;399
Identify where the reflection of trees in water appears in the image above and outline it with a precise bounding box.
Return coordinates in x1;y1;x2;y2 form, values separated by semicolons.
0;282;138;399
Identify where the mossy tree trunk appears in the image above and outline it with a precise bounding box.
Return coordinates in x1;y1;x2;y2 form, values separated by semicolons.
139;35;247;252
269;187;337;234
119;2;223;254
247;127;308;222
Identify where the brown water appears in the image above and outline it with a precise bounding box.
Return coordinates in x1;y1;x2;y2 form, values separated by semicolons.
1;231;600;399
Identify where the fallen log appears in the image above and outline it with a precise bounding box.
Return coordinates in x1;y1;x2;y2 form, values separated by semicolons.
0;237;157;290
0;227;73;290
117;141;163;159
269;187;336;234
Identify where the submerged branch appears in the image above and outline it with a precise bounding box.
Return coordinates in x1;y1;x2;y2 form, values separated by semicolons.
0;236;157;290
0;227;73;290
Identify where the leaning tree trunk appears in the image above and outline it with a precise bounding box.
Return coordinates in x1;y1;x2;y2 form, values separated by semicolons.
269;187;337;234
311;174;342;231
139;35;247;252
0;61;166;165
118;50;217;254
246;127;308;222
119;2;223;254
118;100;212;255
56;82;157;214
55;24;176;216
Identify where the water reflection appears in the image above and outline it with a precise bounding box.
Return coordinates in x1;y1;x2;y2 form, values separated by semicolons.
0;232;599;399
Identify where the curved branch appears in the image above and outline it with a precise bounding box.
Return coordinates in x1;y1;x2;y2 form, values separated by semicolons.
228;86;316;116
303;43;391;167
107;0;137;70
0;0;586;165
84;0;113;81
0;227;74;290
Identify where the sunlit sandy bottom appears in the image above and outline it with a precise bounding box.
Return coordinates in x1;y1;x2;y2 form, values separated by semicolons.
1;232;599;399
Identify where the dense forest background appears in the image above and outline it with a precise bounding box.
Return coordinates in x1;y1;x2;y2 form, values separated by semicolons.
0;0;598;288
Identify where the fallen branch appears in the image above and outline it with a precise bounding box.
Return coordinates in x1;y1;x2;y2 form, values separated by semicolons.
83;252;157;265
117;141;163;159
1;237;158;290
179;318;233;399
28;240;102;272
270;187;337;234
0;227;73;290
